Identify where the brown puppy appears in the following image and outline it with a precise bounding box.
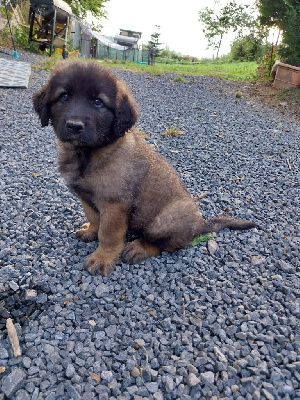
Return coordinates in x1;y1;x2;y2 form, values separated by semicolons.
33;61;256;276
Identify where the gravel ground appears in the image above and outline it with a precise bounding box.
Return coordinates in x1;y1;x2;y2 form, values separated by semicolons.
0;50;299;400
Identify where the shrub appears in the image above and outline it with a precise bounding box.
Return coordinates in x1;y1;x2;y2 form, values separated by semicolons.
13;26;40;53
278;43;300;67
230;34;270;62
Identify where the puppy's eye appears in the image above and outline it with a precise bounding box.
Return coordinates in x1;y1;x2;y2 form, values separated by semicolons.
94;98;103;108
60;93;69;102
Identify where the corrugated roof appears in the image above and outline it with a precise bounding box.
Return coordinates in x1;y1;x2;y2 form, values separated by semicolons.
80;24;128;50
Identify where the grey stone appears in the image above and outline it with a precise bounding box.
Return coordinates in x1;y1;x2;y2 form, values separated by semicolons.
0;347;9;359
153;392;164;400
36;292;48;304
101;370;114;382
27;366;40;375
276;260;295;273
40;379;50;391
126;385;139;395
105;325;117;338
66;363;75;378
98;394;108;400
261;388;275;400
162;375;174;392
281;385;294;396
235;332;247;340
135;338;145;347
256;333;274;344
25;382;36;393
15;389;31;400
95;283;109;298
22;356;31;369
145;382;159;393
24;289;38;300
207;240;218;255
189;316;202;328
45;393;56;400
43;343;56;354
146;294;155;302
141;368;152;382
2;368;26;397
214;346;227;362
9;280;19;291
187;372;200;387
65;381;81;400
200;371;215;386
252;389;261;400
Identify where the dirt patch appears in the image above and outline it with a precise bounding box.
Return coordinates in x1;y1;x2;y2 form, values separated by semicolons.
220;79;300;123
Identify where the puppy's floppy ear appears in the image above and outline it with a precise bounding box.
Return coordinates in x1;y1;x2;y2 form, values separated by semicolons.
32;84;52;127
114;87;140;137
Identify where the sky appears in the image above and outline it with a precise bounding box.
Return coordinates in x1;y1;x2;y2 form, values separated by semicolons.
97;0;257;59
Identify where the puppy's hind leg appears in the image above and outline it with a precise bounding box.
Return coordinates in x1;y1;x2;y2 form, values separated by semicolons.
122;239;161;264
76;200;99;242
122;199;200;264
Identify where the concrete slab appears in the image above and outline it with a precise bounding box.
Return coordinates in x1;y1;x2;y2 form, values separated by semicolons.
0;57;31;88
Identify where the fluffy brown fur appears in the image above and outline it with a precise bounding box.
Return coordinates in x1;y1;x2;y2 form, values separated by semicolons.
33;60;256;276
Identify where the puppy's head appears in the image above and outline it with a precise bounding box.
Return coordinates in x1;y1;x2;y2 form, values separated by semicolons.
33;61;140;147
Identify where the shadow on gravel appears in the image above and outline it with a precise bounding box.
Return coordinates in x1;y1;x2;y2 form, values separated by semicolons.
0;283;52;330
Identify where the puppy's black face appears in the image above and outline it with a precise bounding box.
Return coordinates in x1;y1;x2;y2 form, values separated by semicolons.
33;62;139;148
50;73;115;147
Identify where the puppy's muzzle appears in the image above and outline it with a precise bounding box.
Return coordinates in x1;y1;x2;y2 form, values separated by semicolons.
66;120;85;134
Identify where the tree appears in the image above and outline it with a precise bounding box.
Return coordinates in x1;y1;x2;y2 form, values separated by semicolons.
64;0;108;20
147;25;162;65
257;0;300;65
199;1;257;58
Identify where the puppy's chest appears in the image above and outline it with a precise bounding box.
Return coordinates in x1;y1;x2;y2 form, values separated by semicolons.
58;143;141;207
58;148;93;191
58;146;125;200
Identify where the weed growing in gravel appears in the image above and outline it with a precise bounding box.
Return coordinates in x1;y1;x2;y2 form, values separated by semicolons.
35;52;60;70
163;127;184;136
189;233;214;246
172;75;188;83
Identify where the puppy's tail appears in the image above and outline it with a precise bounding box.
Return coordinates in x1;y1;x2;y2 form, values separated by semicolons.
197;215;257;234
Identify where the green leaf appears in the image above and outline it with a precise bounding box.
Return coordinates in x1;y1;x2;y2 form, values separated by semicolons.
189;233;214;247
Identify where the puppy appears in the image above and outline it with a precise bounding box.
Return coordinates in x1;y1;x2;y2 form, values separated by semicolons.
33;61;256;276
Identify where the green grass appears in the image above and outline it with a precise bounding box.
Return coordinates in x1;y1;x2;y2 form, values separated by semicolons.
34;54;258;82
100;60;258;81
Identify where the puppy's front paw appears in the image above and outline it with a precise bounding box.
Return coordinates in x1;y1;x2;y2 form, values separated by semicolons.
76;223;98;242
83;251;117;276
122;239;161;264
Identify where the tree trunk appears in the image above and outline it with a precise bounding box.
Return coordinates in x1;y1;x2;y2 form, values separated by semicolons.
216;33;223;59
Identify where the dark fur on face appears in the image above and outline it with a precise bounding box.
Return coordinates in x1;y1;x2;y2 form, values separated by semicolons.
33;60;256;276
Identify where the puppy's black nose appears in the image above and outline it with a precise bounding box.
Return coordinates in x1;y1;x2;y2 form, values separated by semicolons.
66;120;84;133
